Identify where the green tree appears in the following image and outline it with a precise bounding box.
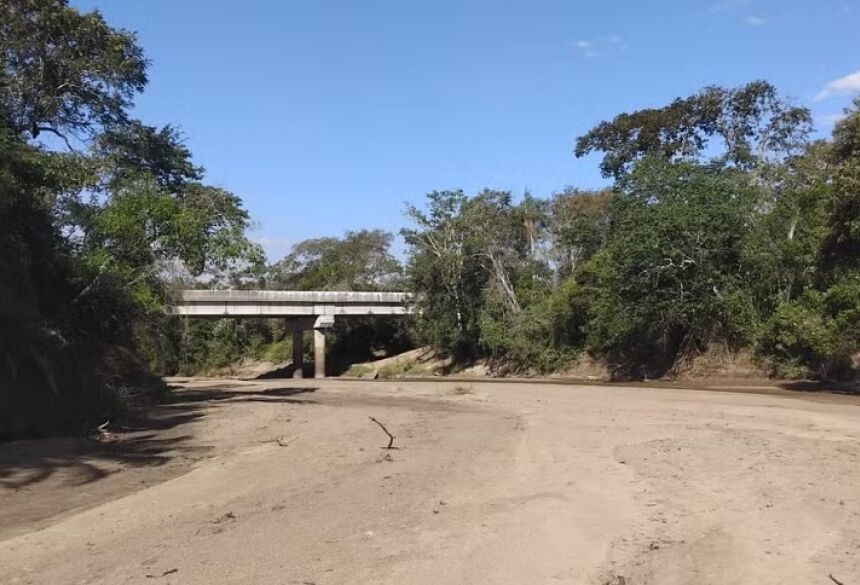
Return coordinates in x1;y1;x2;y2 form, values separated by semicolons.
0;0;263;435
268;230;402;291
547;188;612;277
404;189;563;368
575;81;811;178
403;190;487;357
0;0;147;143
585;159;760;377
820;99;860;278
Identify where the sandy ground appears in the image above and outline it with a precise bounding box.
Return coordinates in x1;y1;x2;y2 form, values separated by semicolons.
1;379;859;585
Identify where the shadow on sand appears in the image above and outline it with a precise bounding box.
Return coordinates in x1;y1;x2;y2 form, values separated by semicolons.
0;385;318;490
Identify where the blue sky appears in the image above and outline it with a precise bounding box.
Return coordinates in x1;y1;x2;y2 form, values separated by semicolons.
73;0;860;261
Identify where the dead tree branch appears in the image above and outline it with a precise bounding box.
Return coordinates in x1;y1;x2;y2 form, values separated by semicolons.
368;416;396;449
829;574;847;585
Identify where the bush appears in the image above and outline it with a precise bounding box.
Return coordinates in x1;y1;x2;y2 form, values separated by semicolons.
478;280;586;374
760;282;860;380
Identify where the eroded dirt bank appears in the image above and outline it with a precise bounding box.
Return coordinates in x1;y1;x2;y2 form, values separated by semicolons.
1;380;859;584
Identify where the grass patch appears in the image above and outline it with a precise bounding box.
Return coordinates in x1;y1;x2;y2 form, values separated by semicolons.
344;363;374;377
256;338;293;363
377;360;434;379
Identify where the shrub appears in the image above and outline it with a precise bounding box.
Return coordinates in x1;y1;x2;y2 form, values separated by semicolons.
760;282;860;380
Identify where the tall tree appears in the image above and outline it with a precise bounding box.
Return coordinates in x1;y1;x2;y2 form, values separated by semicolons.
268;230;402;291
575;81;811;178
548;188;612;277
820;99;860;278
403;191;485;356
0;0;147;144
0;0;264;434
586;159;760;376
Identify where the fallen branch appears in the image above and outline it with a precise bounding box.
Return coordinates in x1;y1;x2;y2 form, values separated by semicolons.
145;568;178;579
368;416;396;449
829;574;847;585
94;420;113;441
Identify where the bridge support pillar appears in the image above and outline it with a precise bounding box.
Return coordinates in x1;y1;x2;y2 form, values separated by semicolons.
314;329;326;379
291;329;304;379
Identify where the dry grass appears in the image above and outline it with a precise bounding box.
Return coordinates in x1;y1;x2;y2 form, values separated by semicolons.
670;346;769;380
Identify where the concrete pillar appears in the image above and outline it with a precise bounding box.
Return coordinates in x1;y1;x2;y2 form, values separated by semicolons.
314;329;326;379
292;329;304;379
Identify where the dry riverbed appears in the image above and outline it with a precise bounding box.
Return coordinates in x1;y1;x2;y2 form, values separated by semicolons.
1;379;859;584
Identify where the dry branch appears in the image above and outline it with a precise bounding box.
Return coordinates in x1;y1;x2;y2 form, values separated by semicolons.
368;416;396;449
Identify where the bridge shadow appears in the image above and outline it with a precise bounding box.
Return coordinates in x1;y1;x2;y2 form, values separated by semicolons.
255;363;315;379
164;385;318;405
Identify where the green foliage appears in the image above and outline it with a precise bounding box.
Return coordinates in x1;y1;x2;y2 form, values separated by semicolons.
548;189;612;277
377;359;432;379
268;229;401;291
344;363;374;377
403;83;855;383
256;337;294;364
820;99;860;279
403;190;488;358
0;0;147;141
760;281;860;380
578;160;760;376
0;0;264;436
478;283;582;374
575;81;811;178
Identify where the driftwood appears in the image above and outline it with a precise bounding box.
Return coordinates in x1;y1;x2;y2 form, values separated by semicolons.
94;420;113;442
368;416;396;449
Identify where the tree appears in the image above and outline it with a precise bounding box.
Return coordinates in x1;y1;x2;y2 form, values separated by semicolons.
575;81;811;178
268;230;402;291
547;188;612;277
0;0;264;435
403;191;486;357
741;140;833;313
585;159;760;377
461;190;528;313
0;0;147;144
404;189;559;366
820;99;860;278
95;121;202;190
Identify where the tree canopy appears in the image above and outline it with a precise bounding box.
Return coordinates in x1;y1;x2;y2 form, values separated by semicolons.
0;0;147;143
0;0;262;436
574;81;812;178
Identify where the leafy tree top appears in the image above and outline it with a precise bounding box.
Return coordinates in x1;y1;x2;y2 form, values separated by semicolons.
0;0;147;144
575;81;811;178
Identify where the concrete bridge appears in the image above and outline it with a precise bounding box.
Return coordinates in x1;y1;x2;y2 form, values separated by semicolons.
171;290;413;378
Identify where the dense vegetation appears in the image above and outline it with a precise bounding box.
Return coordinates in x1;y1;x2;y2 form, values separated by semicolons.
404;84;860;382
0;0;262;436
1;1;858;436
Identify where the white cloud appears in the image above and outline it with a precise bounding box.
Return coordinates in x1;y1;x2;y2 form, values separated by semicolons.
815;70;860;101
572;36;624;60
573;39;595;59
745;15;767;26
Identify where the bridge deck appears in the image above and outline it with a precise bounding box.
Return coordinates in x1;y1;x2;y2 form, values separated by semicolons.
171;290;412;317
